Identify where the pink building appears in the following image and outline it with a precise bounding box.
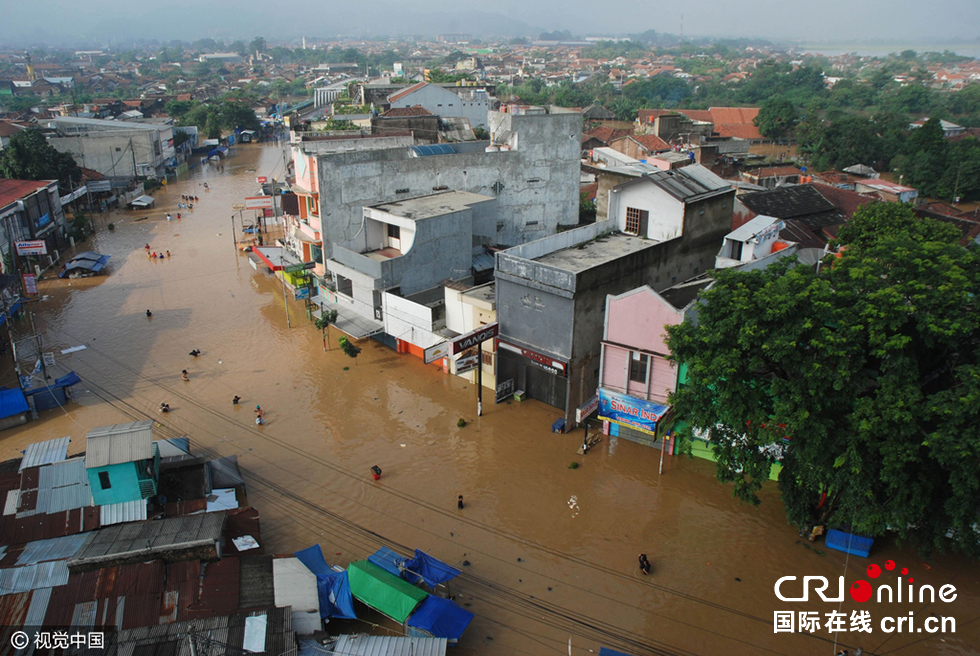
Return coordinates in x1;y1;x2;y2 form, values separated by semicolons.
597;279;713;446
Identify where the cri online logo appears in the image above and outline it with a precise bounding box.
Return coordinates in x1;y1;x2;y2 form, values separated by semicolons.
775;560;957;604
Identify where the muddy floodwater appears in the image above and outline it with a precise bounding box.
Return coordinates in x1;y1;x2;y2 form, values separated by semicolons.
2;143;977;656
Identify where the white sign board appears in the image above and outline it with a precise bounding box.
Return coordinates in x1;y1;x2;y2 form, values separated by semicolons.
42;352;56;368
576;394;599;423
455;353;480;374
423;341;450;364
244;196;273;210
15;240;47;256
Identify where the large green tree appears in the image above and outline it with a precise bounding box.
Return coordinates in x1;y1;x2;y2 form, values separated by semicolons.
0;129;81;191
667;203;980;555
754;96;798;139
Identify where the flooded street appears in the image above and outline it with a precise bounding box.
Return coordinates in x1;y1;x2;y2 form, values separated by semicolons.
2;142;977;656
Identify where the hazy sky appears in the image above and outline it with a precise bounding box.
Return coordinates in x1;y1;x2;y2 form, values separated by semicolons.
6;0;980;46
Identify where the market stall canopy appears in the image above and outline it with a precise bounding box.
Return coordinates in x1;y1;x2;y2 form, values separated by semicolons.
129;195;154;208
294;544;357;620
407;595;474;643
347;560;427;623
0;387;29;420
59;252;111;278
402;550;461;588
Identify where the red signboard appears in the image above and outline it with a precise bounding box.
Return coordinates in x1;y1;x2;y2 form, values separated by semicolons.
256;176;268;184
497;339;567;377
450;322;498;355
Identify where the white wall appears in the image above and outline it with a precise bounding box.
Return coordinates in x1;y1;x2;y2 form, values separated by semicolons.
610;182;685;242
383;292;442;348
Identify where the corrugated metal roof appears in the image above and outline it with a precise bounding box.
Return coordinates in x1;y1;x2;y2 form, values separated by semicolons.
0;560;70;594
17;533;92;565
0;546;6;561
1;491;14;516
25;585;51;625
16;533;90;566
68;512;225;572
33;458;93;515
155;437;190;458
100;499;148;526
20;437;71;472
333;634;448;656
273;557;320;635
85;421;155;468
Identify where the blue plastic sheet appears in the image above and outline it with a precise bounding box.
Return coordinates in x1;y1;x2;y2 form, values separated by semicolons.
402;550;461;588
407;595;473;642
598;649;636;656
295;544;357;620
368;546;407;577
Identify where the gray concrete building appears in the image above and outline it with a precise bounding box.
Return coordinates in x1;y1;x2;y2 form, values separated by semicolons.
324;191;495;340
43;117;175;180
387;82;492;130
494;164;735;423
315;109;581;263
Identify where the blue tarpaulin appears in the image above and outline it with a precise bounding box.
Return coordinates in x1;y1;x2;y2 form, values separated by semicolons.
0;388;29;419
403;550;461;588
295;545;357;620
826;529;874;558
407;595;474;643
368;547;407;577
598;649;636;656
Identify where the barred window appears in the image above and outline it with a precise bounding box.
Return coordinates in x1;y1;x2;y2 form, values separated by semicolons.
625;207;647;236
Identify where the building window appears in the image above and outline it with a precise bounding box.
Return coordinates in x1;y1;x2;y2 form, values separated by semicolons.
387;224;400;239
98;471;111;490
629;352;649;383
336;275;353;297
625;207;648;236
482;350;493;366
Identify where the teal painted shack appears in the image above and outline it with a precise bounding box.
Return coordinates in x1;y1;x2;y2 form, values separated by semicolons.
85;420;160;506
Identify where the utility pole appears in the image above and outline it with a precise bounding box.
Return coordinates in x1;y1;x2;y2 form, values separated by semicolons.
231;214;236;246
129;137;138;180
272;183;291;328
28;311;48;381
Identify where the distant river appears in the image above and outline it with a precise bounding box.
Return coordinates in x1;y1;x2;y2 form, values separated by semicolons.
797;44;980;59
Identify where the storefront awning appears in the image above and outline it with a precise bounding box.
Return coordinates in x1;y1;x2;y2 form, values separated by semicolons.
315;305;383;340
129;195;154;208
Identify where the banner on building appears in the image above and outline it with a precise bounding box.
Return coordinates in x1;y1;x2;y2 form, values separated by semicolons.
597;388;668;436
450;322;498;355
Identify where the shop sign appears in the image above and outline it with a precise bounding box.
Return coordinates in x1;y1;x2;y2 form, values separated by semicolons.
15;240;47;256
597;388;668;436
283;261;315;274
22;273;38;296
455;352;480;374
450;322;498;355
576;394;599;423
256;176;268;184
497;340;567;377
423;341;450;364
495;378;515;403
245;196;273;210
293;287;311;300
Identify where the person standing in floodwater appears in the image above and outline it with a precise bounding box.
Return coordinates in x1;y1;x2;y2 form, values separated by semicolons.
458;495;464;510
638;553;651;575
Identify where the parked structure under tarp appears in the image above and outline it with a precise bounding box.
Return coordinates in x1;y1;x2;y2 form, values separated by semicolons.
368;546;405;577
59;252;111;278
402;550;461;589
347;560;427;623
0;387;30;422
129;195;154;208
295;544;357;620
826;529;873;558
406;595;473;643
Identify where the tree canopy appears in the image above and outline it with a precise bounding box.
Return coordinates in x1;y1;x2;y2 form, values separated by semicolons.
0;129;81;191
667;203;980;556
754;96;798;139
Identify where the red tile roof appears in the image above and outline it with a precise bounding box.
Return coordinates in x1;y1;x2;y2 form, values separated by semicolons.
583;126;632;145
381;105;434;117
630;134;671;152
0;121;28;138
388;81;429;103
0;179;53;209
812;183;875;219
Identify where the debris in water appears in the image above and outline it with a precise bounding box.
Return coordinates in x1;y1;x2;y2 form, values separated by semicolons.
517;558;524;562
735;578;741;582
462;560;471;566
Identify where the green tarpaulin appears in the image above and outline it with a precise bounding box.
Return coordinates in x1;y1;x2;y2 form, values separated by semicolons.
347;560;428;623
